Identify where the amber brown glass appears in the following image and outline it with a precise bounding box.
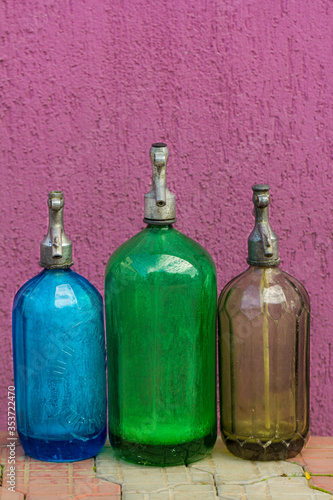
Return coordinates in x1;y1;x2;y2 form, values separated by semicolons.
218;266;310;460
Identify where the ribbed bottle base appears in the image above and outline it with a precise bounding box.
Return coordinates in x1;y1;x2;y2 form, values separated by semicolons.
110;429;217;466
222;432;307;461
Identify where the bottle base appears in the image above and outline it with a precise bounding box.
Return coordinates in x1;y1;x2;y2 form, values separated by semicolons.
110;430;217;466
18;427;107;462
222;432;307;461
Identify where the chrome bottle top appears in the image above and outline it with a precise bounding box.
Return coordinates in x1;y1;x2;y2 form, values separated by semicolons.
40;191;73;269
143;143;176;225
247;184;280;267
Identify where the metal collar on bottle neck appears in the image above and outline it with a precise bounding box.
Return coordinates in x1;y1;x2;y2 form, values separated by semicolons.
143;143;176;225
39;191;74;269
247;184;280;267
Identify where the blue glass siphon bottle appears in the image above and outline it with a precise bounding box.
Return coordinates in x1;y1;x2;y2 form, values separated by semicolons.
12;191;107;461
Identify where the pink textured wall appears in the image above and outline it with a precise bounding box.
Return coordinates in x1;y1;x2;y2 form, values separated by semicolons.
1;1;332;434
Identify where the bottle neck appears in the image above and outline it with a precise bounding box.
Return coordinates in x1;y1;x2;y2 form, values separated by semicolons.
146;223;174;230
249;264;280;270
254;205;269;224
43;267;72;273
49;206;64;231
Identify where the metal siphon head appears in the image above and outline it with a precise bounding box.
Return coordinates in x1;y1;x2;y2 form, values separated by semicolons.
39;191;74;269
247;184;280;267
143;143;176;225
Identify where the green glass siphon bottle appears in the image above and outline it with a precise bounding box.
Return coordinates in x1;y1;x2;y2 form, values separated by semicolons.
105;143;217;466
218;184;310;460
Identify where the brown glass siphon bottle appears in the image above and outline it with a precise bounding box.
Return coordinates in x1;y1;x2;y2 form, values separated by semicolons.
218;184;310;460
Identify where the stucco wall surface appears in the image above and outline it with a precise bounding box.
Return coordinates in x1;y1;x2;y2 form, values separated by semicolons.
0;1;332;434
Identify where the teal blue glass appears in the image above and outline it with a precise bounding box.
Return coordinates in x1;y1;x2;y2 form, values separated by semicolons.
12;268;107;462
105;224;217;466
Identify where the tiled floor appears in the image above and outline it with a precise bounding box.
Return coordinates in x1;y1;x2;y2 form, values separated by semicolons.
0;434;332;499
290;436;333;495
0;434;120;500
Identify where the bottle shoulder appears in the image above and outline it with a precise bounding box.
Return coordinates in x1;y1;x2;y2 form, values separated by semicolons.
13;268;102;314
13;270;47;310
218;266;309;318
106;226;216;279
218;268;249;309
279;269;310;310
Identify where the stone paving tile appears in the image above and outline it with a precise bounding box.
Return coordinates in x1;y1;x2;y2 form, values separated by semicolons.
299;444;333;475
95;436;333;499
25;496;70;500
1;432;333;499
217;483;246;499
218;478;332;500
76;497;119;500
190;437;307;484
173;494;217;500
305;457;333;475
288;436;333;495
266;476;332;499
123;494;217;500
123;495;172;500
308;437;333;449
311;476;333;494
0;436;121;499
73;477;120;495
96;444;219;499
0;488;25;500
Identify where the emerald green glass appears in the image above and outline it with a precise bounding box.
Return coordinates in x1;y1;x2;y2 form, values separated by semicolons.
105;224;217;466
